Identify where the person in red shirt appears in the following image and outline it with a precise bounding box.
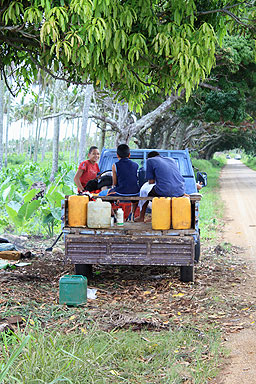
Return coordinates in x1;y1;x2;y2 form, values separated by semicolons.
74;146;100;192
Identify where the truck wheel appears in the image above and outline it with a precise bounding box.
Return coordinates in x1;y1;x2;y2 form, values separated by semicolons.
180;266;194;282
195;238;200;263
75;264;93;279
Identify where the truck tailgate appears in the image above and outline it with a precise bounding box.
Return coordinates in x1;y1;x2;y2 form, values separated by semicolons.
65;233;194;266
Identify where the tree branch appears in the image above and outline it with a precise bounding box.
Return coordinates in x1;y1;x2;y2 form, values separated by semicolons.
90;114;119;131
128;90;185;136
1;67;16;97
28;53;91;86
199;82;222;91
197;2;256;31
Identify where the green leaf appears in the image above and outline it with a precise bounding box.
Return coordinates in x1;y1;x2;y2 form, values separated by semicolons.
114;30;120;51
42;212;54;225
2;185;13;202
5;204;23;227
7;201;21;213
24;189;40;203
18;200;40;220
0;336;30;382
5;204;18;221
50;207;62;221
47;191;64;207
62;185;73;195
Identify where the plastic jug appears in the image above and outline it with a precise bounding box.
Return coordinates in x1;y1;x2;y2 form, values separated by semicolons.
87;198;111;228
116;208;124;226
59;275;87;306
172;196;191;229
68;195;89;227
152;197;171;230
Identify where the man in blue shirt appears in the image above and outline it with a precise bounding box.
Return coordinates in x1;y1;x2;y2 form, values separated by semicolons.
135;151;185;222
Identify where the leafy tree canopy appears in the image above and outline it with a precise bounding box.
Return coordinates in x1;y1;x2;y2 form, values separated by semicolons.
0;0;255;110
175;34;256;156
178;34;256;122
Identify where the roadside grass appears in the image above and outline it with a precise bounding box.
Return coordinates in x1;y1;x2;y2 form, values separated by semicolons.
243;156;256;171
192;157;226;241
1;324;223;384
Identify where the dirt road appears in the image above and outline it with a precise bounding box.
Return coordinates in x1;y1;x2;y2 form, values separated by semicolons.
219;159;256;384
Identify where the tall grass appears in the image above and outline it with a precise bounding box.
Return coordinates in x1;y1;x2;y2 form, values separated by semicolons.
192;157;226;241
1;325;223;384
244;156;256;171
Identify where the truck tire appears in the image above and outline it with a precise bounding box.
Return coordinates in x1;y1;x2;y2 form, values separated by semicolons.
180;266;194;282
195;237;200;263
75;264;93;279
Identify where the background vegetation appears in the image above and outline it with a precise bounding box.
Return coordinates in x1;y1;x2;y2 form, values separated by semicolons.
0;150;225;238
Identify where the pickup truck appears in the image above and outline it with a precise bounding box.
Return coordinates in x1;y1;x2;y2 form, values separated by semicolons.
62;148;205;282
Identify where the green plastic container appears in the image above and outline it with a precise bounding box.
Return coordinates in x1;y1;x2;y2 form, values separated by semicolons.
59;275;87;306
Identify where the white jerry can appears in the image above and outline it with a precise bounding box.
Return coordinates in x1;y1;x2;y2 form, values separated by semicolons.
87;198;111;228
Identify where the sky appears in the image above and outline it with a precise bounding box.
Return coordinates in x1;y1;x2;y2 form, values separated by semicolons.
3;116;97;143
4;86;97;142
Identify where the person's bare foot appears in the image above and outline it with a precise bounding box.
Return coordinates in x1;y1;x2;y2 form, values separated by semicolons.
134;216;144;222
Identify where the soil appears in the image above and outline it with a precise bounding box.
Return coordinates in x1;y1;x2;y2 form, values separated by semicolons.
1;158;256;382
216;159;256;384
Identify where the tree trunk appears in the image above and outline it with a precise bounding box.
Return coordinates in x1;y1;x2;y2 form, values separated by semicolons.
29;122;34;160
115;128;130;145
50;116;60;181
74;118;80;163
41;119;49;161
0;78;3;170
33;93;40;162
115;103;130;145
94;125;100;145
19;120;23;154
34;89;46;162
99;122;106;152
78;84;94;164
50;93;60;182
173;122;187;149
62;120;68;155
4;91;10;167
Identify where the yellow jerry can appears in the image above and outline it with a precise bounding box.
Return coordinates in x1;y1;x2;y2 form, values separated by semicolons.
172;196;191;229
68;195;89;227
152;197;171;230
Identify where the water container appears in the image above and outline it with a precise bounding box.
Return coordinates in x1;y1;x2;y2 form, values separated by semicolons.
116;208;124;226
87;198;111;228
152;197;171;230
59;275;87;306
172;196;191;229
68;195;89;227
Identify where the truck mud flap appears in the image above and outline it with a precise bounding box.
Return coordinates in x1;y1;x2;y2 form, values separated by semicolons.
65;235;194;266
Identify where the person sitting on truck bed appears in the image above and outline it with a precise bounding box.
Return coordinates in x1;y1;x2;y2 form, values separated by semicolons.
74;146;100;193
107;144;140;196
98;144;140;216
135;151;186;222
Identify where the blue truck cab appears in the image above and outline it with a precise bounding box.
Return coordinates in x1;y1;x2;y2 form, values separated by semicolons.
63;148;204;282
99;148;198;193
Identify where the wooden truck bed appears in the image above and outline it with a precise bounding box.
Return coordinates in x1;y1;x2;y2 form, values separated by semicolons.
64;223;195;266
